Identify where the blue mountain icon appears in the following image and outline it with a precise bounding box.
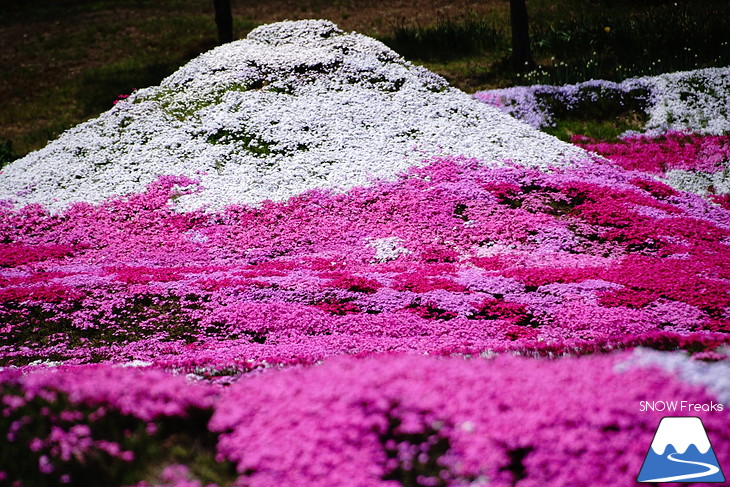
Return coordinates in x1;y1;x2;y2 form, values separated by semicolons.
638;417;725;483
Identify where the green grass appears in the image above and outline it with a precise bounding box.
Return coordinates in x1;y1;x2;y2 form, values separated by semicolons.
0;1;226;158
385;1;730;87
543;112;647;142
381;15;506;62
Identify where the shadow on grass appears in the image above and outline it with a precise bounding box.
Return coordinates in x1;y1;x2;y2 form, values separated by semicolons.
77;61;185;114
381;18;505;63
0;0;155;24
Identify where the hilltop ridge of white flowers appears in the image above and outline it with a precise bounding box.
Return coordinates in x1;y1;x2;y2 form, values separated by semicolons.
0;20;586;213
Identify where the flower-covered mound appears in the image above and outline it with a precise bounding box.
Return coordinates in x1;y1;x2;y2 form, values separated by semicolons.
2;351;729;487
0;20;585;213
1;156;729;371
475;67;730;135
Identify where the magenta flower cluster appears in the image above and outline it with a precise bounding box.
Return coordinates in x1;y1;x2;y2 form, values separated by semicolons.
572;132;730;175
2;353;729;486
1;365;218;486
573;132;730;208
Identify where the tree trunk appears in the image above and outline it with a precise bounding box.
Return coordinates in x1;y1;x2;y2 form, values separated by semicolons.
509;0;533;71
213;0;234;45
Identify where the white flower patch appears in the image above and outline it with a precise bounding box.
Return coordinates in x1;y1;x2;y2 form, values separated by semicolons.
662;168;730;196
369;236;411;262
644;67;730;135
185;229;209;244
27;360;63;367
0;20;587;213
616;347;730;405
119;360;153;368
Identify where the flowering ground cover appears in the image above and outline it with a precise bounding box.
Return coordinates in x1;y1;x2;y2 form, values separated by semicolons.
475;68;730;136
0;20;584;214
476;68;730;206
572;132;730;208
1;20;729;487
1;156;729;372
3;352;729;487
2;152;729;485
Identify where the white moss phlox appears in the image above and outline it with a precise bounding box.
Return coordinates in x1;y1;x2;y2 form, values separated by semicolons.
617;347;730;405
0;20;586;213
645;67;730;135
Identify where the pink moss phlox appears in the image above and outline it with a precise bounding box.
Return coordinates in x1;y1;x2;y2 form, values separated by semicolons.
209;353;730;486
5;354;728;486
0;284;83;304
0;243;75;267
1;365;218;486
573;131;730;174
3;365;216;422
1;159;729;368
709;193;730;210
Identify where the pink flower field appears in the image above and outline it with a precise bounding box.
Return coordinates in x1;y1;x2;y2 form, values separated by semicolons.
1;156;729;370
573;132;730;209
1;20;729;487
